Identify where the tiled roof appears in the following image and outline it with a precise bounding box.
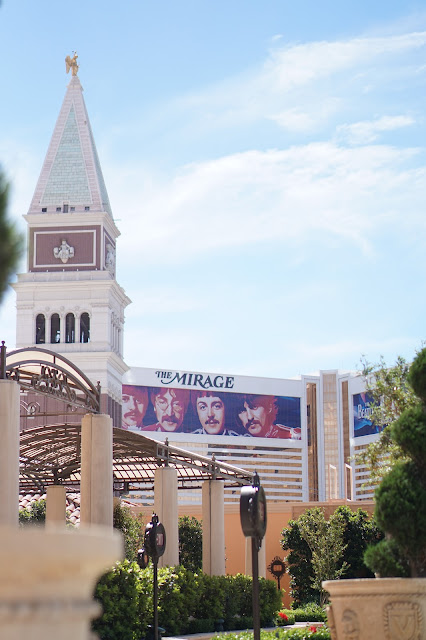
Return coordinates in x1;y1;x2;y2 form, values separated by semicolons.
19;493;137;526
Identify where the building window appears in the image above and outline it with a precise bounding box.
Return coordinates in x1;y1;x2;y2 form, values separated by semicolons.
63;204;69;213
84;206;90;211
50;314;60;343
80;312;90;343
41;208;47;213
56;207;61;212
70;206;75;212
35;314;45;344
65;313;75;343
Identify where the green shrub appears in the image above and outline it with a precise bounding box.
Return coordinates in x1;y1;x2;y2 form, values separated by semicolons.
193;573;226;621
92;560;147;640
276;610;296;626
178;516;203;572
153;565;199;636
186;618;215;634
259;577;282;626
94;564;283;638
291;602;327;622
213;629;330;640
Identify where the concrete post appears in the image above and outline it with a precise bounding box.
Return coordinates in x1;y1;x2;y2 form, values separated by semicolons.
46;485;66;527
202;480;225;575
0;380;20;526
154;466;179;567
245;537;266;578
0;525;122;640
80;413;113;527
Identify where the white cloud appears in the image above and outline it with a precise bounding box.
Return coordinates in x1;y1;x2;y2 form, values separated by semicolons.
113;142;425;266
173;31;426;135
336;115;416;144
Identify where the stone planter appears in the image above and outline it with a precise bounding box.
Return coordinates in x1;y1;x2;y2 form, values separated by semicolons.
0;525;122;640
323;577;426;640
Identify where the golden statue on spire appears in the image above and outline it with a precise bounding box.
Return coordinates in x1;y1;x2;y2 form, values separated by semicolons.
65;52;79;76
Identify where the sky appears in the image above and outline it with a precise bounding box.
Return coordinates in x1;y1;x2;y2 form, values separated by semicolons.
0;0;425;379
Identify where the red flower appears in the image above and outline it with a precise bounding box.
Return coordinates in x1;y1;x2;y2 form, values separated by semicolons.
278;612;288;621
309;625;317;633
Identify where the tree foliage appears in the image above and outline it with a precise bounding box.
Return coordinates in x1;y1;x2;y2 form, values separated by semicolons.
356;354;419;485
0;171;23;304
19;498;47;525
297;508;347;606
365;347;426;578
113;502;144;562
281;506;382;607
178;515;203;572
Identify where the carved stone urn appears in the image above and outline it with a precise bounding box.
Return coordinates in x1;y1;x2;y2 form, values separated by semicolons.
323;577;426;640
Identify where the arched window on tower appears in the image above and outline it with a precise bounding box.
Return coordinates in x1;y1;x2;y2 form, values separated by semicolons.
65;313;75;343
35;314;45;344
50;314;61;343
80;312;90;343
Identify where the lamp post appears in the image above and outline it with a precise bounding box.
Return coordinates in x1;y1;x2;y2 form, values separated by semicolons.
240;472;267;640
144;514;166;640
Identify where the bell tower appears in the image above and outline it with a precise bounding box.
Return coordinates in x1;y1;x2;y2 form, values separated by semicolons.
13;55;131;426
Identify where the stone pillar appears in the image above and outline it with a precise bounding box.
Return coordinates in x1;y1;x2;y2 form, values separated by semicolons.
0;380;20;527
80;413;113;527
202;480;225;575
46;485;66;527
245;537;266;578
0;525;122;640
154;466;179;567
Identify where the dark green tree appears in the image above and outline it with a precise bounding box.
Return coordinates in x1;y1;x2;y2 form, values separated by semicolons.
113;502;144;562
365;347;426;578
0;171;23;303
178;515;202;572
281;506;382;606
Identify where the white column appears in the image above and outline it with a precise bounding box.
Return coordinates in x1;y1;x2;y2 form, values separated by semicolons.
46;485;66;527
154;466;179;567
80;413;113;527
0;525;122;640
202;480;225;576
245;537;266;578
0;380;20;527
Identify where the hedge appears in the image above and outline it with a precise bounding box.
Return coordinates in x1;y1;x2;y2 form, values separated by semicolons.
93;562;283;639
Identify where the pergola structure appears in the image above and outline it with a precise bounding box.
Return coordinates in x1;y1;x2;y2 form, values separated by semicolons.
2;344;253;495
1;343;254;573
20;423;254;494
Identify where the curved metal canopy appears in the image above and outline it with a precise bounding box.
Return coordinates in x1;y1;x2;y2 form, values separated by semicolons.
4;346;100;413
19;424;254;493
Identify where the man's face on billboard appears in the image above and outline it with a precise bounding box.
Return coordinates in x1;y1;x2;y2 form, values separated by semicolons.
154;390;185;432
238;397;274;437
196;395;225;435
122;387;148;429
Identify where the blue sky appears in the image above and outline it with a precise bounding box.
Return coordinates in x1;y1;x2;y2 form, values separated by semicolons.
0;1;425;378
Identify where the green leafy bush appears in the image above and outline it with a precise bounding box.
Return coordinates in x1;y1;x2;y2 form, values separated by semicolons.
92;560;147;640
291;603;327;622
276;610;296;626
94;563;282;637
113;502;144;562
214;628;331;640
178;515;203;572
365;347;426;578
19;499;46;525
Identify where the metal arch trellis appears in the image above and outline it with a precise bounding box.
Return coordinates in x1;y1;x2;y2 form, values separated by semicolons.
18;424;255;493
1;343;100;414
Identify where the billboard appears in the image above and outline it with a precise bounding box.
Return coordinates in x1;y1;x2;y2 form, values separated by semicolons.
353;392;382;437
122;384;301;440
